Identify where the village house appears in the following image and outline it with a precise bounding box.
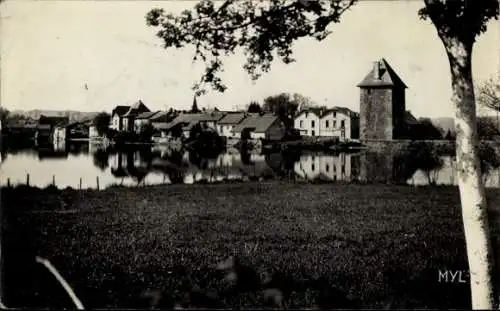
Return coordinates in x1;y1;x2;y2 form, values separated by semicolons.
294;108;321;137
133;111;163;133
122;100;150;132
357;58;407;140
217;112;249;138
110;105;130;131
156;112;228;139
198;111;227;130
4;120;38;137
150;111;176;141
232;114;285;140
36;115;69;143
294;107;360;140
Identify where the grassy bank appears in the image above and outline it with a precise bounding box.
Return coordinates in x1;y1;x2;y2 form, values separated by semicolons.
2;183;500;309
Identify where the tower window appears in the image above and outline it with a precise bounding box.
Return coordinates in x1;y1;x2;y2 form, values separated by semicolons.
311;120;315;128
325;120;329;128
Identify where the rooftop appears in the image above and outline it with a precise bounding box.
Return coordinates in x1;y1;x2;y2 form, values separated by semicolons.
123;100;150;117
136;111;161;120
357;58;407;88
112;105;130;117
218;112;248;125
233;114;280;133
296;107;358;119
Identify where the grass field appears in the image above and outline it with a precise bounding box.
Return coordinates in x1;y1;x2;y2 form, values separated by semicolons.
2;182;500;309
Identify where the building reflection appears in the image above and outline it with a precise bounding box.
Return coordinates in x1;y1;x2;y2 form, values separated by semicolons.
294;152;360;182
89;145;500;187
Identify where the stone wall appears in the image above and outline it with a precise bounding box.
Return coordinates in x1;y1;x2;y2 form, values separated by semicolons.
360;88;393;140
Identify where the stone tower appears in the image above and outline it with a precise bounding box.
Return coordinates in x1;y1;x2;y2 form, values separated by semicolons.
357;58;407;140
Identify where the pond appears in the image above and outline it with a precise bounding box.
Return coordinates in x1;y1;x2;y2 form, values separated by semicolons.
1;140;499;189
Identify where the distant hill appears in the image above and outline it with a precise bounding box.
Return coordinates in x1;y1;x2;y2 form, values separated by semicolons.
9;110;102;123
430;116;500;134
430;117;455;134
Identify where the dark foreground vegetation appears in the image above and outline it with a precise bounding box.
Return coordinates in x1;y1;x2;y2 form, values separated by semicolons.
2;183;500;309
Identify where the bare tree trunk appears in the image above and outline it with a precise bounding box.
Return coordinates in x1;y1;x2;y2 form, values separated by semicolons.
442;35;496;309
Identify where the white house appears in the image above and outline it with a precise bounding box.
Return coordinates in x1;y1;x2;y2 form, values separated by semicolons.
110;106;130;131
294;110;321;136
294;107;360;140
217;112;248;137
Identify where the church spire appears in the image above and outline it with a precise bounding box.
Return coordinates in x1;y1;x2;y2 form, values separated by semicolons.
191;95;200;113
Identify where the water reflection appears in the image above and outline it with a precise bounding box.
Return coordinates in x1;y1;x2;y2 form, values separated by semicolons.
0;141;499;189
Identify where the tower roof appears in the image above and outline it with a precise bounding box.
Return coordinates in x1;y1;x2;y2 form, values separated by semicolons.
357;58;407;88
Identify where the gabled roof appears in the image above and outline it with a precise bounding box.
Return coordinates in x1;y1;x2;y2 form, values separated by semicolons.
150;111;170;122
295;108;324;119
232;114;280;133
112;105;130;117
123;100;150;117
357;58;407;88
218;112;248;125
295;107;358;119
156;113;202;131
136;111;161;120
198;111;227;122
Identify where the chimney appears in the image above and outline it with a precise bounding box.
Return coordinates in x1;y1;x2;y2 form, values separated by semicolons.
373;61;380;79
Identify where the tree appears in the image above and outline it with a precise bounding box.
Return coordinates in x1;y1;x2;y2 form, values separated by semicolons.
138;122;155;142
0;107;10;125
146;0;499;308
409;118;443;140
419;1;499;308
477;116;500;140
263;93;297;122
92;112;111;136
291;93;316;111
445;129;455;140
477;76;500;130
247;101;262;113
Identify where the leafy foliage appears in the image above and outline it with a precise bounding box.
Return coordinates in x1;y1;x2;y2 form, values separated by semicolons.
146;0;358;95
419;0;499;44
247;101;262;113
407;118;443;140
262;92;303;129
0;107;10;125
138;123;155;142
477;75;500;113
477;117;500;140
93;112;111;136
187;123;226;157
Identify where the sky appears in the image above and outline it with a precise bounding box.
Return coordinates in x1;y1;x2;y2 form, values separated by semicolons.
0;0;499;118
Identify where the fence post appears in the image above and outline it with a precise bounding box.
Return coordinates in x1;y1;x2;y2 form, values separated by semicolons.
7;178;10;188
26;173;30;186
52;175;55;186
79;178;82;190
96;176;100;190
